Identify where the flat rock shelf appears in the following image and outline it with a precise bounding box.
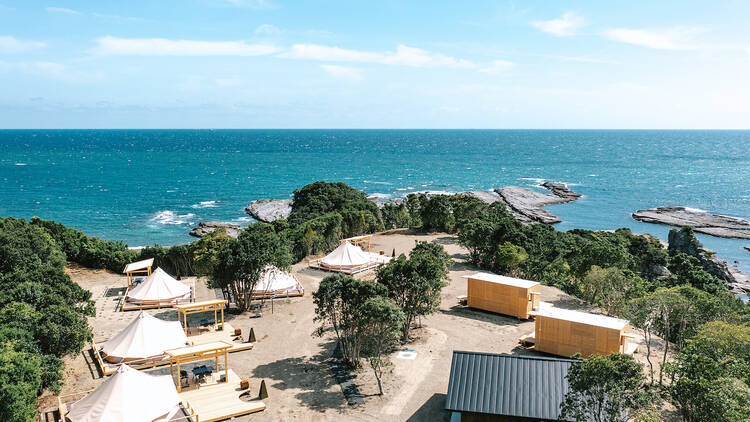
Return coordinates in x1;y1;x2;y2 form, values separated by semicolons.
632;206;750;239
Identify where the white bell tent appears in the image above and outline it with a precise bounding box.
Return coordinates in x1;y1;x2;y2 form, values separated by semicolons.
65;364;181;422
312;241;391;274
252;265;304;298
321;241;372;268
126;267;191;304
100;311;189;363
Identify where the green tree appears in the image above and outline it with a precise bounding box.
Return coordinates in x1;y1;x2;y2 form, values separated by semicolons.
560;353;651;422
312;274;387;367
375;241;451;341
0;342;42;422
493;241;528;276
192;228;233;276
360;296;405;395
664;322;750;422
420;195;456;233
210;223;291;312
581;266;645;316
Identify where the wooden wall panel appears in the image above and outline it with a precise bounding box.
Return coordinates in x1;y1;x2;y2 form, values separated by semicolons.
534;316;623;358
467;278;535;319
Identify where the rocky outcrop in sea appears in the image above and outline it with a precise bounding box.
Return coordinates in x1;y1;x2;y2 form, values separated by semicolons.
189;221;241;238
243;182;582;225
632;206;750;239
494;182;582;224
245;198;293;222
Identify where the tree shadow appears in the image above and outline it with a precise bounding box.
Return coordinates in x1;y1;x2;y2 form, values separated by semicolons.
439;305;526;327
252;340;351;412
406;393;450;422
434;236;459;245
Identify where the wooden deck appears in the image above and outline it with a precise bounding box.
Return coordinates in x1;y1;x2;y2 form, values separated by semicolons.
308;259;382;275
92;322;254;375
179;369;265;422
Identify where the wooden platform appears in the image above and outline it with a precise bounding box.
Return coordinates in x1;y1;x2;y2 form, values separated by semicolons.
251;288;304;300
92;322;253;376
179;369;265;422
308;259;382;275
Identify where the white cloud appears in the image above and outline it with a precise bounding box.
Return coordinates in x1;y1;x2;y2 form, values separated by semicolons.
283;44;475;68
92;36;281;56
45;6;81;15
479;59;515;74
603;27;701;50
320;64;363;82
532;12;584;37
0;36;46;53
255;24;281;36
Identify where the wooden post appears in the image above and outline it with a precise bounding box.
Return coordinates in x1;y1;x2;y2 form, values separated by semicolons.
176;360;181;392
220;307;224;331
224;350;229;382
214;308;217;328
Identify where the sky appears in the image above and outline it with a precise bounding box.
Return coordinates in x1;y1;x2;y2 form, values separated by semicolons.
1;0;750;129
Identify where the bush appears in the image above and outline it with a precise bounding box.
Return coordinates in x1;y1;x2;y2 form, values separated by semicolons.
0;217;95;417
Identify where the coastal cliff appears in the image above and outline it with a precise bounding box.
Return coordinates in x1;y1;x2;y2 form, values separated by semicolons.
632;206;750;239
245;198;293;222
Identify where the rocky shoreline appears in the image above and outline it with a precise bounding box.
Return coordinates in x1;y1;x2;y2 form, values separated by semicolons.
244;181;582;225
632;206;750;239
188;221;240;238
244;198;293;223
494;181;582;224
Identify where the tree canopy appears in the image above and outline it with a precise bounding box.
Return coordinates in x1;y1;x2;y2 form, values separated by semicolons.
375;241;451;341
210;222;291;312
560;353;652;422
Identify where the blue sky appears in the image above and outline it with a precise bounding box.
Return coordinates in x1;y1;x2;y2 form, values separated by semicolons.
1;1;749;128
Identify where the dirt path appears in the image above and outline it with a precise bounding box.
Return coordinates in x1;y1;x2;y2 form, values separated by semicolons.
42;230;667;421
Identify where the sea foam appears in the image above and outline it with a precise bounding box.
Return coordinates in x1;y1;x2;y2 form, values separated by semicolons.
191;200;218;209
150;210;195;225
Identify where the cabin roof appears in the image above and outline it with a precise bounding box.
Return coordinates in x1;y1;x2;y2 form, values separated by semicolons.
445;351;577;421
463;272;539;289
535;306;629;330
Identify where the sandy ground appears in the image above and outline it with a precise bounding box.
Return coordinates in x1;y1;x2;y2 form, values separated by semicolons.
40;230;669;421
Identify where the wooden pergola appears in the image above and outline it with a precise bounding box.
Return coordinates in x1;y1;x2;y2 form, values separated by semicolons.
122;258;154;286
173;299;228;335
165;341;233;393
340;234;372;251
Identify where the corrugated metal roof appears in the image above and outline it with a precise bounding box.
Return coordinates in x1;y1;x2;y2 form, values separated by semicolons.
445;351;577;421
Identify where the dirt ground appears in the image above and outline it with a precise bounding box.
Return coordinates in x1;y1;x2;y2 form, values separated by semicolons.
41;230;668;421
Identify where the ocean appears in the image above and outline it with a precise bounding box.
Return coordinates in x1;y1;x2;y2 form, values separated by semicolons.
2;129;749;273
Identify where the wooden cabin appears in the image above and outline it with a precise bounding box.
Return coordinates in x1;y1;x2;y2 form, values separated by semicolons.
528;306;636;358
463;272;541;319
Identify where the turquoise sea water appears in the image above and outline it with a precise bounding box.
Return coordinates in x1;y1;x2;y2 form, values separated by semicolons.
1;129;749;272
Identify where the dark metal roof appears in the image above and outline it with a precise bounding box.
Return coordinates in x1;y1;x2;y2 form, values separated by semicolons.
445;351;578;421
